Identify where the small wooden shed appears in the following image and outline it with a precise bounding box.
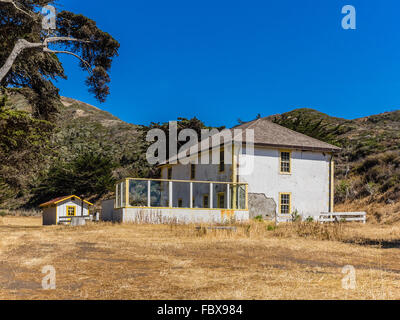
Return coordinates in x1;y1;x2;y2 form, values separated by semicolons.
39;195;93;225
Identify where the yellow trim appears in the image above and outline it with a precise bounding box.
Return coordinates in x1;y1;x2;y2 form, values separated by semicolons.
203;194;209;208
279;150;292;175
330;156;335;212
122;206;248;211
217;192;225;209
115;178;249;210
54;195;93;206
125;179;129;207
118;177;248;186
66;205;76;217
279;192;292;214
40;195;93;208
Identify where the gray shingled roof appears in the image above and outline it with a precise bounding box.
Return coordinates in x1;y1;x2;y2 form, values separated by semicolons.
160;117;341;165
231;117;341;152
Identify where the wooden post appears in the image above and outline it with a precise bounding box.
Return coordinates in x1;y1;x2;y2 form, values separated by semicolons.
168;181;173;208
125;179;129;208
147;180;151;207
330;156;335;213
115;184;118;208
190;182;193;208
245;184;248;210
231;143;237;209
209;183;213;209
227;183;230;209
80;196;84;217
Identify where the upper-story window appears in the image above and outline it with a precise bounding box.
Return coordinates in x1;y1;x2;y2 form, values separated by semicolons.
190;164;196;180
167;167;172;180
219;148;225;172
280;151;291;174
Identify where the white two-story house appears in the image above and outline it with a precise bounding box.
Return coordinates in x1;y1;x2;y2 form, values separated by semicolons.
159;117;341;220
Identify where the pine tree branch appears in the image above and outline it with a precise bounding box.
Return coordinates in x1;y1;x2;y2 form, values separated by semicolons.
0;37;92;83
0;0;35;18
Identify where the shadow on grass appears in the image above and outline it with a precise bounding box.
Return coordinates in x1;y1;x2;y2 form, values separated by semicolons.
344;239;400;249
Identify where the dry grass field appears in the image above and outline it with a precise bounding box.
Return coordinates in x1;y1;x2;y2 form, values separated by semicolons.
1;215;400;300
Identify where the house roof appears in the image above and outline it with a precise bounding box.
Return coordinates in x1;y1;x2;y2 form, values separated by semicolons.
231;117;342;152
160;117;341;165
39;195;94;208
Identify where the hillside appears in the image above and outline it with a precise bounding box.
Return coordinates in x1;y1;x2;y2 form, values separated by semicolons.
0;91;150;208
269;108;400;223
1;92;400;222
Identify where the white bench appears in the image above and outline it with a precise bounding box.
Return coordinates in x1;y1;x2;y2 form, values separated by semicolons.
58;215;93;225
319;212;366;224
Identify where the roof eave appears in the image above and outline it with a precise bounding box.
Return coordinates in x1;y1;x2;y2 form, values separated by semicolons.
253;142;342;153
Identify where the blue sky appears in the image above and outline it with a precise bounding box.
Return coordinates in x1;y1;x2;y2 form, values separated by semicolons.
56;0;400;127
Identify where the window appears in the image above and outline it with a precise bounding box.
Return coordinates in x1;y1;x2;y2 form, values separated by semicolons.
217;192;225;209
67;206;76;216
280;151;291;174
190;164;196;180
203;194;209;208
167;167;172;180
178;199;183;208
219;148;225;172
279;193;291;214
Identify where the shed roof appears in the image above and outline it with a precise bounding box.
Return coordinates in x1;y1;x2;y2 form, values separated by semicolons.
160;117;341;165
39;195;93;208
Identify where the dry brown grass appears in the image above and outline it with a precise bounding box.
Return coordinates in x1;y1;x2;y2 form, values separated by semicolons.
336;200;400;224
1;216;400;300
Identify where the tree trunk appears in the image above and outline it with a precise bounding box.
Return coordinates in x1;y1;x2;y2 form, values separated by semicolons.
0;39;43;83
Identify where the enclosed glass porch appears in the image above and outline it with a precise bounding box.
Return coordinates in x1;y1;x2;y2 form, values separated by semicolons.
115;178;248;210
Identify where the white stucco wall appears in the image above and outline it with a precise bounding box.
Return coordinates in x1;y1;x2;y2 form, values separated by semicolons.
161;146;331;219
120;207;249;224
239;147;331;218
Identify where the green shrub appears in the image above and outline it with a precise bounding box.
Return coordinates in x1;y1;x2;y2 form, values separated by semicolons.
291;210;301;222
253;215;264;222
0;211;7;217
